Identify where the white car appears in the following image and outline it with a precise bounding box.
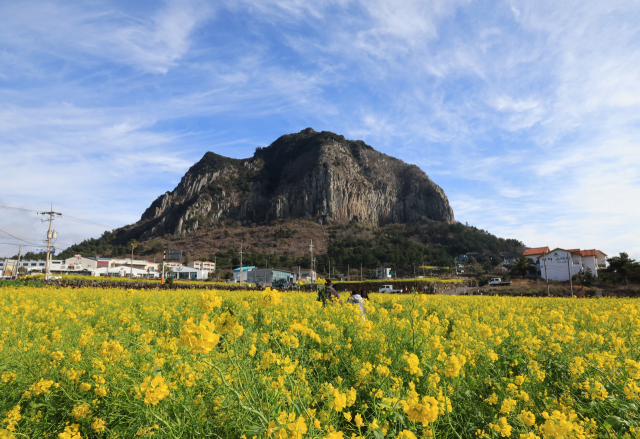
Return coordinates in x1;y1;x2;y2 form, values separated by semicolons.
488;278;510;286
378;285;402;293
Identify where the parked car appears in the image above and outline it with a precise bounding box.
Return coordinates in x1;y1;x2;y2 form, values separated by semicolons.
488;277;511;286
378;284;403;293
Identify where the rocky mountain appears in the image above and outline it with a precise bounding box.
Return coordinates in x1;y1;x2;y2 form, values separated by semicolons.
135;128;454;239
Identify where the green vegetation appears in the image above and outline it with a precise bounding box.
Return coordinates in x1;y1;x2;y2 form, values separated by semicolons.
600;252;640;284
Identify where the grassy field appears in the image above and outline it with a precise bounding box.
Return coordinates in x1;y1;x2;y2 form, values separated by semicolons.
1;285;639;438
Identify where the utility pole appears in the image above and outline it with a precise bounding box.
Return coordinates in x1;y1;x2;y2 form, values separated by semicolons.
309;240;314;285
543;251;550;296
14;245;22;280
39;205;61;280
130;240;137;279
239;243;243;285
360;262;362;281
1;257;7;278
162;250;166;284
567;251;574;298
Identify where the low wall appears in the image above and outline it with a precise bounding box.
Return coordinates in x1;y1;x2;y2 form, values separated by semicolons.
334;281;457;294
32;279;263;291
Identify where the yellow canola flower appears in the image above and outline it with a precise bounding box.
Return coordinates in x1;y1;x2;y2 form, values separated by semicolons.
499;398;517;414
262;288;283;308
3;405;20;432
489;417;512;438
400;384;439;426
140;375;170;405
91;418;106;433
58;423;82;439
444;354;466;378
71;403;91;420
519;410;536;427
179;317;220;354
403;352;423;376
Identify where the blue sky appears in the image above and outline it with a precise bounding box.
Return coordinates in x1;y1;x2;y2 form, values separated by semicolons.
1;0;640;259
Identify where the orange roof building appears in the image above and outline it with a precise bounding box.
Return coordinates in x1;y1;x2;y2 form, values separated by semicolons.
523;247;550;261
538;248;608;281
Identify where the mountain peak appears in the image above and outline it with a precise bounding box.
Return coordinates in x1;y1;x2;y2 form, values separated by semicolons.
136;130;454;238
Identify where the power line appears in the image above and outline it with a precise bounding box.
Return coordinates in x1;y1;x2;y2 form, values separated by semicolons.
59;215;115;229
0;205;40;213
0;228;41;246
0;205;116;229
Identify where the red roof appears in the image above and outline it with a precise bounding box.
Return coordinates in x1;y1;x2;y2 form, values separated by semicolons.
523;247;550;256
580;249;607;257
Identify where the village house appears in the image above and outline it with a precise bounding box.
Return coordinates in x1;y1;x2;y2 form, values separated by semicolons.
298;268;318;282
536;248;607;281
188;260;216;272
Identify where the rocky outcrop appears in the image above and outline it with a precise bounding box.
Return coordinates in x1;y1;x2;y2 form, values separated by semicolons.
137;129;454;238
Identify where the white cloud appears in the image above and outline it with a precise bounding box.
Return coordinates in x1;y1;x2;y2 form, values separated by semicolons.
0;0;212;74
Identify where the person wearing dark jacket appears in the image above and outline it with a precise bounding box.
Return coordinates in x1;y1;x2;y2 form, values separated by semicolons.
318;279;343;305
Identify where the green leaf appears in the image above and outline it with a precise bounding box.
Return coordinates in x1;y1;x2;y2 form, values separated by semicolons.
245;424;265;436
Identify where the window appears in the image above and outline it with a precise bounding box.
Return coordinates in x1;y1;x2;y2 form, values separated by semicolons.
39;263;45;266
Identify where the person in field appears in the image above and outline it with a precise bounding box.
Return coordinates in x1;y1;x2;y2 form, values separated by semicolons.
318;278;343;305
347;288;366;319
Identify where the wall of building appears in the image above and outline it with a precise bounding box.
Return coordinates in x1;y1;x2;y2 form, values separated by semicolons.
540;250;583;281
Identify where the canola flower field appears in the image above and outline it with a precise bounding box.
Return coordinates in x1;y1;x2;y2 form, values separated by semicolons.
1;285;639;439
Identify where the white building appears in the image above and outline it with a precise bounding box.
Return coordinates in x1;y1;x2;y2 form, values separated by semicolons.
538;248;607;281
110;258;158;272
298;268;317;282
1;259;65;275
188;261;216;272
168;265;209;280
64;255;109;271
580;250;608;274
376;267;392;279
94;266;159;278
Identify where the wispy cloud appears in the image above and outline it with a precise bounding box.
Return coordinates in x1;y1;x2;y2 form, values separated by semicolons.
0;0;213;74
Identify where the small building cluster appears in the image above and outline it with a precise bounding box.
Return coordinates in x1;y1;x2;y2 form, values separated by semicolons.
0;255;216;280
232;266;318;285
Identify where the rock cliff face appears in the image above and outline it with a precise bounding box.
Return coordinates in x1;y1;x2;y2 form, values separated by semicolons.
137;129;454;238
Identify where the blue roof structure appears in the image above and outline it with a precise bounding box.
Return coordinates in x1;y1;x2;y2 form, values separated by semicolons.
233;266;256;273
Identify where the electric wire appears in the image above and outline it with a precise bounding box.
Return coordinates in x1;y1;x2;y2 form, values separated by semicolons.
0;205;116;229
0;228;42;246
